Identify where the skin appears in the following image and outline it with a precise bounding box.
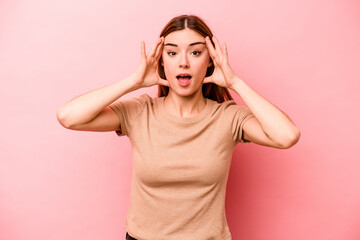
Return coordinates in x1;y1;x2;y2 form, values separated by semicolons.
137;28;300;148
161;28;213;117
56;27;300;149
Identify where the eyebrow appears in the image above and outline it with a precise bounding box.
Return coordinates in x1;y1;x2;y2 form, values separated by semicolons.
164;42;206;47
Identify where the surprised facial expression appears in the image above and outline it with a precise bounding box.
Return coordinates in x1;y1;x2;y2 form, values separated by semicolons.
161;28;212;95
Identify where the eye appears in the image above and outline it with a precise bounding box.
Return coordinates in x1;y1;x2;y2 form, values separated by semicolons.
166;51;202;56
191;51;202;56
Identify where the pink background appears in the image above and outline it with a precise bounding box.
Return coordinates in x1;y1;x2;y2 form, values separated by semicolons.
1;0;359;239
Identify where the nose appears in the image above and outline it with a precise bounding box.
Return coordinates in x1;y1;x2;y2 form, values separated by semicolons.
179;53;189;68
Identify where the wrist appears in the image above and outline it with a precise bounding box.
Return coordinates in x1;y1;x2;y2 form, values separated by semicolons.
228;75;243;91
124;74;141;92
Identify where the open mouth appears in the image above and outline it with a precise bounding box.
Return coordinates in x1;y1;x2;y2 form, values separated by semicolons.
176;74;192;81
176;74;192;86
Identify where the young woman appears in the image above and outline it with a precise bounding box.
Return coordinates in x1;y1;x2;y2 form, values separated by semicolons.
57;15;300;240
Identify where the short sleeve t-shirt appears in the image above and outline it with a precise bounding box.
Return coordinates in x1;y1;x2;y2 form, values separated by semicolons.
109;93;254;240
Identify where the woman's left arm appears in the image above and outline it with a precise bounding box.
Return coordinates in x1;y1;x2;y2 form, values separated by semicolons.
204;35;300;149
230;77;300;149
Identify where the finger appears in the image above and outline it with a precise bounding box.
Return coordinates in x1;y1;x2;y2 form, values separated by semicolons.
212;36;223;56
157;73;170;86
205;36;215;57
202;76;212;84
205;36;217;60
158;79;170;87
223;43;227;56
148;39;159;57
141;41;146;61
153;37;164;58
223;43;228;62
154;37;164;60
149;37;164;58
156;69;169;86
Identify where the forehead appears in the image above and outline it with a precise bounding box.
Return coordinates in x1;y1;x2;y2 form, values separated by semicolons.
164;29;204;47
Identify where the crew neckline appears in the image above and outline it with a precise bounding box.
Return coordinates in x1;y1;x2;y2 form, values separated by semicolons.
159;96;212;124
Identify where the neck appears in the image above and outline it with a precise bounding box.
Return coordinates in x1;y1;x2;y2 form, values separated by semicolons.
164;91;206;118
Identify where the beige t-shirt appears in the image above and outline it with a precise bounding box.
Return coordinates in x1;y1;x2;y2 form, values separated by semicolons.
109;93;254;240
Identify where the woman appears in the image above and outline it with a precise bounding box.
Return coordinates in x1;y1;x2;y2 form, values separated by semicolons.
57;15;300;240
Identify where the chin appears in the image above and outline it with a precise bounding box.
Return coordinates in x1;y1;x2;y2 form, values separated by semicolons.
172;87;203;98
167;77;202;92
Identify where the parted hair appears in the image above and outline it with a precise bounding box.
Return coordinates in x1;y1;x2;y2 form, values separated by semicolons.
157;14;234;103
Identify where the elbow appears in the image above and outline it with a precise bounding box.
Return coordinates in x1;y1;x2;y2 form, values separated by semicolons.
278;128;301;149
56;108;72;129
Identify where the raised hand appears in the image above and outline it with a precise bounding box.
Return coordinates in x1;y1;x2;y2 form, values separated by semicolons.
132;37;169;88
203;36;237;89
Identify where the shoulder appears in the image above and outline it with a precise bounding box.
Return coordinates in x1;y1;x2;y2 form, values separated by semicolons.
138;93;153;101
137;93;159;104
122;93;163;114
136;93;163;109
208;99;253;124
208;98;244;114
109;93;157;117
119;93;154;107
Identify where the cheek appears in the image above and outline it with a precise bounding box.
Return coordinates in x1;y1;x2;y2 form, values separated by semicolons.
162;57;179;72
161;58;175;78
161;54;173;67
194;58;210;72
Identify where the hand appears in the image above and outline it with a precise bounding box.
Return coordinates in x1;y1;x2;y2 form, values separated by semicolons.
203;36;238;89
132;37;169;88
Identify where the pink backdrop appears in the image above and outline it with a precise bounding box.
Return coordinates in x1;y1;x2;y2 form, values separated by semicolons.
1;0;359;239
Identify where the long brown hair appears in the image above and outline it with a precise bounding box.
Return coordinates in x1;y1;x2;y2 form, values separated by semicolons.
157;15;234;103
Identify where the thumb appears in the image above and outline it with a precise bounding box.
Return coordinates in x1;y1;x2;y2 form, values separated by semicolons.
158;79;170;87
203;76;212;84
157;75;170;87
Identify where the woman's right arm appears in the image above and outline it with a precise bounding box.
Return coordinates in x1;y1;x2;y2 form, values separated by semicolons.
56;75;140;131
56;36;167;132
